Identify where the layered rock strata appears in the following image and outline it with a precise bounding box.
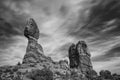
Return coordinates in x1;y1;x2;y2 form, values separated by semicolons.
22;18;51;64
69;41;93;76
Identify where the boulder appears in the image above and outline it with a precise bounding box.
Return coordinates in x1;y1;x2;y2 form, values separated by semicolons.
24;18;39;40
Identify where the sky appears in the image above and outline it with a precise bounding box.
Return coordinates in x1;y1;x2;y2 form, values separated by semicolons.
0;0;120;74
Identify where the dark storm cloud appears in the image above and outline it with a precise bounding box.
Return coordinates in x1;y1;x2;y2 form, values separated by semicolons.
85;0;120;72
89;0;120;22
0;0;30;43
107;45;120;57
0;18;19;37
88;0;120;58
67;0;120;40
92;44;120;62
62;0;120;72
0;0;30;65
86;0;120;40
0;0;29;35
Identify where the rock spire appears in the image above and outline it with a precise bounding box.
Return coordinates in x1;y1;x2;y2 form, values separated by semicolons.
22;18;45;64
69;41;93;75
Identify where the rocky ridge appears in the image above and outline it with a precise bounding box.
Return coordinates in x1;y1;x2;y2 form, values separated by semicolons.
0;18;94;80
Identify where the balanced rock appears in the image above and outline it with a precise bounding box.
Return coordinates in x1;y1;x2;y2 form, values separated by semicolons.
22;18;49;64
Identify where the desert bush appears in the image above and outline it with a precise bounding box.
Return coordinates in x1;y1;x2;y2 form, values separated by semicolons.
28;68;53;80
99;70;112;79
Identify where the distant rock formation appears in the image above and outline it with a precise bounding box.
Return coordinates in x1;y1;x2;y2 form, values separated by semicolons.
69;43;79;68
69;41;93;78
76;41;92;73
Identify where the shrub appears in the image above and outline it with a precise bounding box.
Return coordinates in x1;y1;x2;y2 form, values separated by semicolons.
99;70;112;79
28;68;53;80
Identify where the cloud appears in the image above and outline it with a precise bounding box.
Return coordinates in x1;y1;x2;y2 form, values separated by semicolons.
0;36;27;66
0;0;29;65
0;0;120;74
92;37;120;62
93;57;120;74
86;0;120;73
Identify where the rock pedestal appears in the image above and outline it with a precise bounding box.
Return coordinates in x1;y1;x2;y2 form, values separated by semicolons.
22;18;48;64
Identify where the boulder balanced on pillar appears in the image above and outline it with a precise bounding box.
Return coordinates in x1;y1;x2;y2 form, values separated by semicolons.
23;18;45;64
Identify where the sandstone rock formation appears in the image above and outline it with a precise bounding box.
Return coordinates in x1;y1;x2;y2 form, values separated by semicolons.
69;41;93;78
0;18;94;80
22;18;52;64
76;41;92;73
69;43;79;68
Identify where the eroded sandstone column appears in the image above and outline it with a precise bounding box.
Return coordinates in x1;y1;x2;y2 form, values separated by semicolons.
22;18;44;64
69;43;79;68
76;41;92;74
68;41;93;75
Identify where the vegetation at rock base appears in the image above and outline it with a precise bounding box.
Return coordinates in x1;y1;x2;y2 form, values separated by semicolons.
27;68;53;80
90;70;120;80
